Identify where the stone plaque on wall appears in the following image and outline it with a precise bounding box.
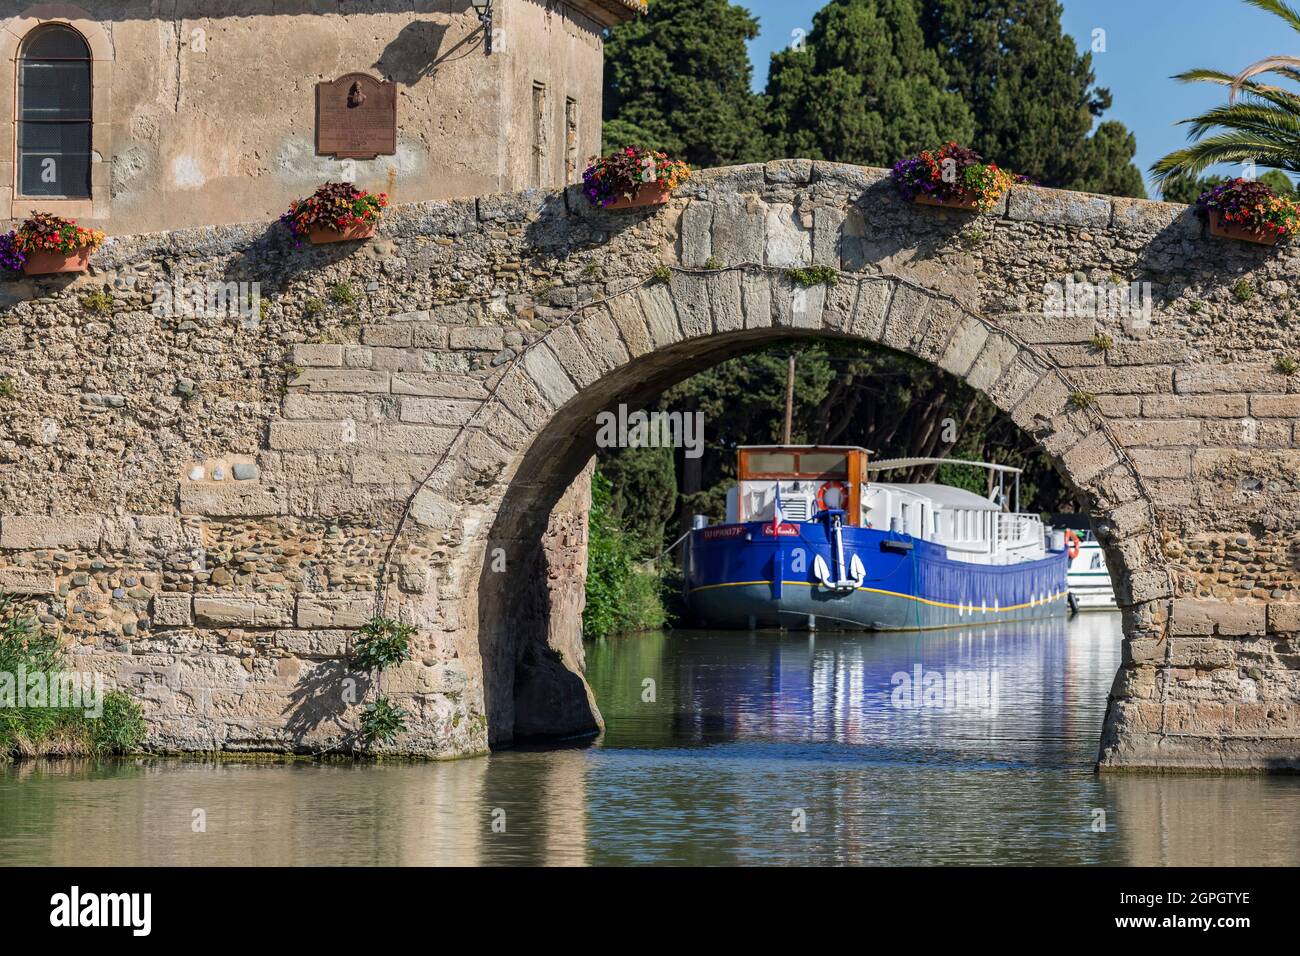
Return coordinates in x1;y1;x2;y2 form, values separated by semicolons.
315;73;397;160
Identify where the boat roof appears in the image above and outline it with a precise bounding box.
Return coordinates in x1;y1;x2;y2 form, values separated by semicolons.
873;482;1001;511
739;445;872;453
867;456;1023;475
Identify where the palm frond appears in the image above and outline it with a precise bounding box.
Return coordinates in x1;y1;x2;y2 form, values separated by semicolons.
1243;0;1300;35
1182;102;1300;139
1172;68;1300;108
1230;55;1300;101
1152;132;1300;182
1154;1;1300;186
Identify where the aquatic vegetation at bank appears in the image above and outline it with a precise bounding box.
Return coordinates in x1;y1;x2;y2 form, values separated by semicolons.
584;470;670;640
0;595;145;762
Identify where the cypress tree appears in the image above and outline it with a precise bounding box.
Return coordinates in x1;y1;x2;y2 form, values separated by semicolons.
765;0;974;165
920;0;1146;196
602;0;768;166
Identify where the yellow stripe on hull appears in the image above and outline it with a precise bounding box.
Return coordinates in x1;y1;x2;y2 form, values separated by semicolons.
687;579;1069;613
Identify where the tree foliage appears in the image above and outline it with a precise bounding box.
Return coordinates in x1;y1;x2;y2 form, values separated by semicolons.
583;471;670;640
920;0;1145;196
765;0;974;165
603;0;769;166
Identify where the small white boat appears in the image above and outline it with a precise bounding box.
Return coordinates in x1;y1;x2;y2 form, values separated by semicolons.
1064;529;1117;611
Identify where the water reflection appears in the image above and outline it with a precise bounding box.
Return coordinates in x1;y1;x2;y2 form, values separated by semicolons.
1;614;1297;866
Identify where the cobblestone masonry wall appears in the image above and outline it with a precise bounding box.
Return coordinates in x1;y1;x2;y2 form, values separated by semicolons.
1;161;1298;768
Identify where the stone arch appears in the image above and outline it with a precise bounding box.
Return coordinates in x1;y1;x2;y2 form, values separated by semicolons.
393;261;1166;760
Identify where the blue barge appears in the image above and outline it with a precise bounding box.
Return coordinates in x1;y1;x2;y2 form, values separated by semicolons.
684;446;1071;631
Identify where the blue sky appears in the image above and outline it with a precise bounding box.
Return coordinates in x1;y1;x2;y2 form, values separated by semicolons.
741;0;1295;195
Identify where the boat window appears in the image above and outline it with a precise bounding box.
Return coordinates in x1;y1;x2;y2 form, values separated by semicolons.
748;452;797;474
798;452;847;477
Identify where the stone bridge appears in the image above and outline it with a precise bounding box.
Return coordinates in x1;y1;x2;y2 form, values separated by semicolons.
1;161;1298;770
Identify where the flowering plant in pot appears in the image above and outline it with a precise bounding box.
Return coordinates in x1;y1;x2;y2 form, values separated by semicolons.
8;213;105;275
892;143;1017;212
281;181;388;245
582;146;691;210
1198;177;1299;246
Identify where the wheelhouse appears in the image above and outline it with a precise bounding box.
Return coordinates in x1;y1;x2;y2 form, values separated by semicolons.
726;445;871;526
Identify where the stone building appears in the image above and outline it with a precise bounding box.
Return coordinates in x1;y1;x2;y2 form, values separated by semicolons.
0;0;642;235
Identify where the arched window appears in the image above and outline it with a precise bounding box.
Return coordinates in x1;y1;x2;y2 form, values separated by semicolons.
17;24;92;198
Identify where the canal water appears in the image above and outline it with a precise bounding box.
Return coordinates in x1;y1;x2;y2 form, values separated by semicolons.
2;613;1298;866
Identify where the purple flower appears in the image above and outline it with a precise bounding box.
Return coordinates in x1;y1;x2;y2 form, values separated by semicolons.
0;231;25;272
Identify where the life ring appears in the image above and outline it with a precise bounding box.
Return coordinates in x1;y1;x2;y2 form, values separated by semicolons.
817;480;850;511
1064;530;1081;561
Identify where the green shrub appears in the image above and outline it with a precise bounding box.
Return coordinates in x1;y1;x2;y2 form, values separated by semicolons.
352;616;413;672
583;470;669;640
359;696;407;747
0;595;146;760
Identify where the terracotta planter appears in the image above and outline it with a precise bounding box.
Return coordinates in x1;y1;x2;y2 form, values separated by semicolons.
604;182;672;211
306;222;377;244
21;246;94;276
1208;209;1281;246
913;192;982;211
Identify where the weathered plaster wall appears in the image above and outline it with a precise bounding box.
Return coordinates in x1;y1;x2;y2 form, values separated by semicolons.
0;0;627;234
1;160;1298;768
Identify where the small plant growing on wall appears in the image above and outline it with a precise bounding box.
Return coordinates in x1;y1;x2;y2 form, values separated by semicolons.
281;182;388;246
786;266;839;287
1275;355;1298;375
80;289;113;316
582;146;691;210
351;615;414;751
328;281;356;307
5;213;105;276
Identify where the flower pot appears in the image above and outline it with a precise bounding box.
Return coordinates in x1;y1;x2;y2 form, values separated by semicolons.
306;222;377;244
604;183;672;211
21;246;94;276
913;192;982;211
1208;209;1281;246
